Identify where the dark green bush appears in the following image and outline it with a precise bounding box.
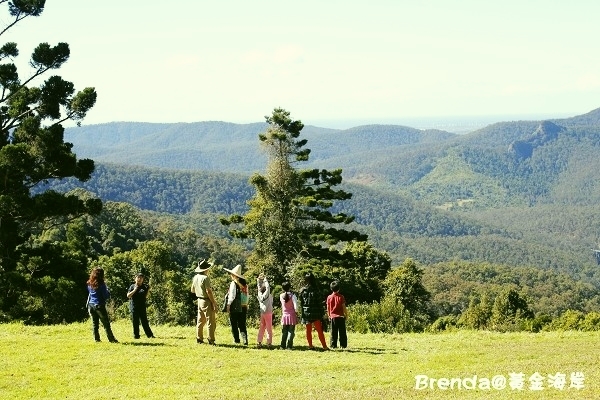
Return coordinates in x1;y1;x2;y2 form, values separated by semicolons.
429;315;459;332
347;297;427;334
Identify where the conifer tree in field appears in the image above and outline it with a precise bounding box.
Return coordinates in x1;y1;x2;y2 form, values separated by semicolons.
221;108;373;288
0;1;100;320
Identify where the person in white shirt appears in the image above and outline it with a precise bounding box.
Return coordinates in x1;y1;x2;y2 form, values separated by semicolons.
256;273;273;348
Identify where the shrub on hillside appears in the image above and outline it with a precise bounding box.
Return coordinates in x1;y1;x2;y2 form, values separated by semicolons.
546;309;585;331
346;297;427;334
580;311;600;331
457;293;493;329
527;313;552;332
428;315;459;332
545;310;600;331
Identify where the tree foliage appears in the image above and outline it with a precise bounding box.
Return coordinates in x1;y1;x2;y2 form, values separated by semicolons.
221;108;388;301
383;258;431;319
322;241;391;304
423;261;600;318
489;287;534;329
0;1;99;320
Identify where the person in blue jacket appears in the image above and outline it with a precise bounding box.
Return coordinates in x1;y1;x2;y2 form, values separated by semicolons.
86;267;118;343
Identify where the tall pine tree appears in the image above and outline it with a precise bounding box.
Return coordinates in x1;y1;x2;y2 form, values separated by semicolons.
221;108;370;287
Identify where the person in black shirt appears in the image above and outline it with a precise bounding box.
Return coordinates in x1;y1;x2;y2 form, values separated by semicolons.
300;272;328;350
127;273;155;339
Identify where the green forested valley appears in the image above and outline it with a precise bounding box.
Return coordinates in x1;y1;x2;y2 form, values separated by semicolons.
58;109;600;275
14;108;592;329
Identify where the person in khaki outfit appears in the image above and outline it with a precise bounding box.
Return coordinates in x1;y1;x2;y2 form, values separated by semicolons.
190;260;217;345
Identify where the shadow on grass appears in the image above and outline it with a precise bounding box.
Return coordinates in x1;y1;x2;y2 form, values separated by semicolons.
336;347;404;355
119;336;405;354
284;345;404;355
122;341;169;347
199;343;403;355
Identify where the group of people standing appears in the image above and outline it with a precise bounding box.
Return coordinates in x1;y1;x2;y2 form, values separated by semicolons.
85;261;348;351
192;262;348;350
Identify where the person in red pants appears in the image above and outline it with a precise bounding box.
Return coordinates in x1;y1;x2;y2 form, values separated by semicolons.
299;272;328;351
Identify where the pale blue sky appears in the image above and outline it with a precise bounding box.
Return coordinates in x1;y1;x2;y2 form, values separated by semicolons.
5;1;600;128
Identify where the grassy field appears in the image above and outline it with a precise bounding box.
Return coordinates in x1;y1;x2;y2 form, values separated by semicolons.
1;321;598;399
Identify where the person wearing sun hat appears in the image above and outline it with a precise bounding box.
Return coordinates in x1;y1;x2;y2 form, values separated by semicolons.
190;259;217;345
224;264;249;346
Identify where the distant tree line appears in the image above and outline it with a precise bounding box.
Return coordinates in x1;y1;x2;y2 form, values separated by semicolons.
40;161;600;286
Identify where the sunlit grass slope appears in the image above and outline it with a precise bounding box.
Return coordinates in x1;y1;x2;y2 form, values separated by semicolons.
1;322;598;399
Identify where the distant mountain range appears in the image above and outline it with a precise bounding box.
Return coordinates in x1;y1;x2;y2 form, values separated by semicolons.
60;107;600;283
65;107;600;205
63;120;455;175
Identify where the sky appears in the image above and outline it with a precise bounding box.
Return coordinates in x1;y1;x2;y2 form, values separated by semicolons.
4;1;600;129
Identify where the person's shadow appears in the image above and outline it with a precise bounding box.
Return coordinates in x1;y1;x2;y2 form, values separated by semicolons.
123;341;167;347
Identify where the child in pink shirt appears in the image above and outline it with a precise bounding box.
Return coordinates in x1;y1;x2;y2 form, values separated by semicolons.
279;281;298;349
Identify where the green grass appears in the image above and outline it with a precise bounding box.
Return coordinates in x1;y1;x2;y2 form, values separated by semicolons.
1;321;598;399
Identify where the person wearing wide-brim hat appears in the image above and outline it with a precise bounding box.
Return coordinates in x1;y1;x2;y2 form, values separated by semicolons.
190;259;217;345
224;264;249;346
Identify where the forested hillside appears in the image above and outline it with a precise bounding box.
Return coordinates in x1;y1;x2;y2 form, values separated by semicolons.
46;164;253;215
64;122;457;174
46;108;600;290
65;108;600;207
24;107;600;326
46;162;599;287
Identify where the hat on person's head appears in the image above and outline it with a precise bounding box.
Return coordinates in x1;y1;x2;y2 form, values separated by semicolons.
194;259;211;273
223;264;244;279
135;272;144;278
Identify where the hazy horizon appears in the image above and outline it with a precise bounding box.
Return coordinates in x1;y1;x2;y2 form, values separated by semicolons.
310;112;577;133
69;111;578;135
